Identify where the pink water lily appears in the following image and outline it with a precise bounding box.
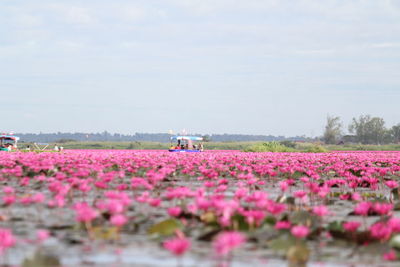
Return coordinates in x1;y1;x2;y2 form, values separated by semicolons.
0;228;15;254
343;221;361;232
291;225;310;238
0;149;399;265
213;231;246;256
163;236;191;256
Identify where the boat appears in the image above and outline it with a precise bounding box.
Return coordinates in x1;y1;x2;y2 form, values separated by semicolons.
0;135;20;151
169;136;203;152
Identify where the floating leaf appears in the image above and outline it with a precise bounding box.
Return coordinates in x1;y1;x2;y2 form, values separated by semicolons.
290;211;318;228
22;251;61;267
327;221;343;232
197;228;221;241
200;211;217;224
269;237;295;252
392;188;399;201
287;243;310;267
348;168;362;177
329;229;372;245
231;214;250;231
92;226;119;240
390;235;400;249
263;216;277;226
147;218;182;236
292;171;308;179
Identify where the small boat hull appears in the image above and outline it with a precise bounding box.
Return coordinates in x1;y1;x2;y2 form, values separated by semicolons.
168;149;201;152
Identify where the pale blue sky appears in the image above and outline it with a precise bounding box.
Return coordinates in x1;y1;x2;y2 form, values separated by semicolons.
1;0;399;136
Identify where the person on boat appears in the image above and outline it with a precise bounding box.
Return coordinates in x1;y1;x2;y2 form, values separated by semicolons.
199;143;204;151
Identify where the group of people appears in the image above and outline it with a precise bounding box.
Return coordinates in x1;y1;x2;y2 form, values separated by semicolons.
54;144;64;152
1;143;14;151
170;141;204;151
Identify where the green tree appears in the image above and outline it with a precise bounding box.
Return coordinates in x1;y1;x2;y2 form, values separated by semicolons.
390;124;400;143
202;135;211;142
323;115;342;144
348;115;387;144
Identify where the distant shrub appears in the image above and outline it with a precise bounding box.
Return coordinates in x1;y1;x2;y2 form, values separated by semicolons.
88;143;103;148
279;140;297;148
302;145;328;153
244;141;295;152
355;145;369;151
55;139;76;143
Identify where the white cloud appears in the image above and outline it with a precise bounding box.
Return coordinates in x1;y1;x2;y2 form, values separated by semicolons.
48;4;95;25
371;42;400;48
13;14;43;28
293;49;335;55
65;6;93;24
121;6;147;21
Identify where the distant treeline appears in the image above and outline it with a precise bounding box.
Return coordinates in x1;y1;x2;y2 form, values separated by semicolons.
15;132;316;143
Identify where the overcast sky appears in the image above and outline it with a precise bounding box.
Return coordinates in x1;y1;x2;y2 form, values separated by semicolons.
1;0;399;136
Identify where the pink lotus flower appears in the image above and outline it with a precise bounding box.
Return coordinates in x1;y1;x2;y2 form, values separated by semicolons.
385;180;398;189
2;195;16;206
291;225;310;238
73;202;98;223
163;237;191;256
343;221;361;232
0;228;15;254
36;230;50;243
2;186;14;194
351;192;362;201
32;193;45;203
213;231;246;256
275;221;291;230
293;190;307;199
279;181;289;192
354;202;371;216
383;249;397;261
369;222;392;241
373;203;393;216
312;205;329;217
148;198;161;207
168;207;182;217
110;214;128;227
388;217;400;232
234;187;248;199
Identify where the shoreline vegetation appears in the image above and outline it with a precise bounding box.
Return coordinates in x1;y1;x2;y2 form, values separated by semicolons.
17;141;400;152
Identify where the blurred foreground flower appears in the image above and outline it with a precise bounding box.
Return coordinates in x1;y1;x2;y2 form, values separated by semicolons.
213;231;246;256
163;237;191;256
0;228;15;254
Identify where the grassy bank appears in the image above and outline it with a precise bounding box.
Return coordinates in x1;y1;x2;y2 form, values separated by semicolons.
16;141;400;151
18;141;258;151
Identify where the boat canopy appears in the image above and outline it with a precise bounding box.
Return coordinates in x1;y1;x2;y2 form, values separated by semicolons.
0;135;20;141
170;136;203;141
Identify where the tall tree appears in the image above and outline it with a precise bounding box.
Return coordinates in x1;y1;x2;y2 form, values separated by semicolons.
390;124;400;143
348;115;387;144
323;115;342;144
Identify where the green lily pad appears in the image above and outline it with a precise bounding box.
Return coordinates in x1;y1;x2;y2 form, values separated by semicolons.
22;251;61;267
147;218;182;236
287;243;310;267
290;210;318;228
390;234;400;249
269;236;297;251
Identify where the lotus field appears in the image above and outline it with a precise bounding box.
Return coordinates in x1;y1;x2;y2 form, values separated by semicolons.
1;150;400;266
